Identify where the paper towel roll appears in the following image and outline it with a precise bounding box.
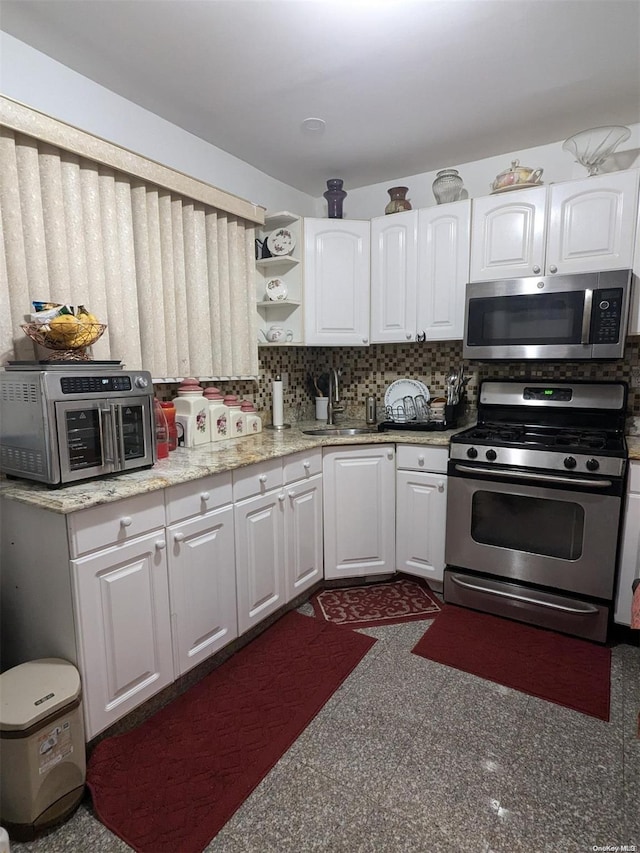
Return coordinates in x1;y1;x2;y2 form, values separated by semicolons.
272;378;284;427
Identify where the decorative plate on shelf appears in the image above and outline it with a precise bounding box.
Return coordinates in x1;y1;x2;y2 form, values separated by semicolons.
266;228;295;256
264;278;288;301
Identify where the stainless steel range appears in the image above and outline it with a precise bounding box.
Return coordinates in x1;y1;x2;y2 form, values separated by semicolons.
444;380;628;642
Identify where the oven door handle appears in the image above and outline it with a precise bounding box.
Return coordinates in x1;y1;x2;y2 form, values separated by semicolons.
453;463;612;488
449;574;600;615
108;403;125;471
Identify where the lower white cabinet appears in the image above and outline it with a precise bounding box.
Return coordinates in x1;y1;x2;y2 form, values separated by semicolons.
614;461;640;626
284;472;323;600
234;487;287;634
167;506;237;676
395;445;448;587
72;530;174;738
323;444;396;579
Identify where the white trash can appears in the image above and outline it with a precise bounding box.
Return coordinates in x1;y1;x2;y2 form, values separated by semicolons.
0;659;85;841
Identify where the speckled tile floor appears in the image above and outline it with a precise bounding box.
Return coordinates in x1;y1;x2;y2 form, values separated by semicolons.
10;605;640;853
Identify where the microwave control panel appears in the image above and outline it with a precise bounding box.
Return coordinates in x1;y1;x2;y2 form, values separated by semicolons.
591;288;623;344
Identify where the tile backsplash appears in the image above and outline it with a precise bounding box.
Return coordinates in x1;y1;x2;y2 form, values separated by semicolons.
155;337;640;427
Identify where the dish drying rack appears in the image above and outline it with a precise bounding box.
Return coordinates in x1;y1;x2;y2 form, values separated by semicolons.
378;396;465;432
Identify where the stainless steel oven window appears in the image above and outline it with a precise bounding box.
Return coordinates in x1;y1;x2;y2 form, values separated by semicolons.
120;403;147;460
471;490;585;560
65;407;104;471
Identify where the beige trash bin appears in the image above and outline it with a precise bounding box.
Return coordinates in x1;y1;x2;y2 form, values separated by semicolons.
0;658;86;841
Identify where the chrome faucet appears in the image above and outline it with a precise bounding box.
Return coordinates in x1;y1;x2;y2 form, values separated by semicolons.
327;368;344;426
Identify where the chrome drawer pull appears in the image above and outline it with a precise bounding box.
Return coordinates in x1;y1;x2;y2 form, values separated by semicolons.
449;574;599;615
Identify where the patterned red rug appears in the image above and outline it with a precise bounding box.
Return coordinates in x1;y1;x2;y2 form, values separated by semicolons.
311;577;441;629
412;605;611;720
86;611;375;853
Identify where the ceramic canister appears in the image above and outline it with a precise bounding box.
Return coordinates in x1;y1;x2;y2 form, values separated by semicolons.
173;378;209;446
204;386;228;441
224;394;244;437
241;400;262;434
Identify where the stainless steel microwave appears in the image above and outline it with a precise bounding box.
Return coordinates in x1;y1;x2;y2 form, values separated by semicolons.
463;269;633;360
0;366;155;486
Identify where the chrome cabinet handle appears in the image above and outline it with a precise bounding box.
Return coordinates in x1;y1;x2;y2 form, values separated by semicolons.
288;490;296;499
174;532;185;542
549;264;558;274
259;474;267;484
278;493;286;502
418;454;425;465
437;480;445;492
362;338;368;344
532;265;541;274
387;450;394;460
120;516;133;528
303;461;311;470
406;332;412;339
200;491;210;501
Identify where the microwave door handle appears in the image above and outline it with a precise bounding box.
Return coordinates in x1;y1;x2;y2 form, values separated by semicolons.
581;288;593;344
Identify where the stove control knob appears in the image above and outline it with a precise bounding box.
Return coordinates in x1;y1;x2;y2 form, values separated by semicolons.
466;447;478;459
586;458;600;471
564;456;577;469
485;449;497;461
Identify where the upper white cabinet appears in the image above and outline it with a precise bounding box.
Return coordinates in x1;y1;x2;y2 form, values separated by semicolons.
256;212;303;346
304;218;371;346
417;200;471;340
370;210;418;343
470;186;546;280
370;201;471;343
470;170;640;282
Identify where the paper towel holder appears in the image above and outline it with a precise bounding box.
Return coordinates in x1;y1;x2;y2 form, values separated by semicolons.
265;374;291;430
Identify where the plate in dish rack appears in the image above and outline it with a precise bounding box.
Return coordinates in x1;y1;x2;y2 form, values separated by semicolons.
266;228;295;256
384;378;430;417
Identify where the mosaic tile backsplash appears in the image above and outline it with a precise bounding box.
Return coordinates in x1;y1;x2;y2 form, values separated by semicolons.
155;338;640;428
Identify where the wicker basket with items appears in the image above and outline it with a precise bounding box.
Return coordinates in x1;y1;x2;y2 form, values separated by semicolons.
22;302;106;361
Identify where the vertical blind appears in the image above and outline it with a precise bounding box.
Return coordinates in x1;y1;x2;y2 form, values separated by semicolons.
0;125;259;378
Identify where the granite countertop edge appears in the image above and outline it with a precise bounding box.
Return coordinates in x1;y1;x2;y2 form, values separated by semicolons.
0;421;466;514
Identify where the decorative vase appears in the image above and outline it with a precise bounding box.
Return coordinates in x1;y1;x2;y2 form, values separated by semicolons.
385;186;412;215
432;169;464;204
323;178;347;219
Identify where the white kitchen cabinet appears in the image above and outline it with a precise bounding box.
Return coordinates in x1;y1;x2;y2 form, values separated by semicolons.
166;473;237;676
417;200;471;340
614;461;640;626
370;210;418;343
370;202;470;344
304;218;371;345
256;211;303;346
283;450;323;600
323;444;395;579
396;445;448;588
233;460;286;634
470;170;639;282
628;198;640;335
71;529;174;738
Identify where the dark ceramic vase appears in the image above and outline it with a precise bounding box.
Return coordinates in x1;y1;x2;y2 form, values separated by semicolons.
385;186;412;215
324;178;347;218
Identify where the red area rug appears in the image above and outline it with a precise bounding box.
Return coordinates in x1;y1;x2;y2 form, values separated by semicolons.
312;577;441;629
86;611;375;853
412;604;611;720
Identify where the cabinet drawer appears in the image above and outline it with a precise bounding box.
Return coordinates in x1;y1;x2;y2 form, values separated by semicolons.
283;449;322;484
232;458;283;502
629;462;640;494
68;492;166;557
396;444;448;473
165;472;232;524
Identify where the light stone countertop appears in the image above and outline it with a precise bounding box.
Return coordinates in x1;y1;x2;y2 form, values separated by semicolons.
0;421;464;514
626;435;640;461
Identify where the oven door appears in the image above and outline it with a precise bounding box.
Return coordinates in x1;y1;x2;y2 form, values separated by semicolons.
55;396;153;483
445;462;622;600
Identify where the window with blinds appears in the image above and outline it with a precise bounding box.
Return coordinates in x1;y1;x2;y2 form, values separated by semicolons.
0;97;264;379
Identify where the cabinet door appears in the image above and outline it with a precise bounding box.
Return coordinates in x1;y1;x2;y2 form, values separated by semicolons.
167;506;237;676
396;470;447;585
304;218;371;345
284;473;323;600
470;186;547;281
614;469;640;627
71;531;173;739
546;170;640;275
323;445;395;580
235;489;286;634
417;200;471;340
370;210;418;343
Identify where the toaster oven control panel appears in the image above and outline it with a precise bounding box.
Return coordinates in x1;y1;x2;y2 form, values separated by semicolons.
60;375;132;394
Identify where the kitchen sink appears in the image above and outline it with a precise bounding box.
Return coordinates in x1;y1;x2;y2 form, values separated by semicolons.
302;427;378;436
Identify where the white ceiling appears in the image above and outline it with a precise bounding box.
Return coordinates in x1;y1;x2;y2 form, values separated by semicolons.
2;0;640;196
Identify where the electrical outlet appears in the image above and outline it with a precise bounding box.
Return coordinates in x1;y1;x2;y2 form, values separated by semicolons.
631;367;640;389
280;372;288;389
